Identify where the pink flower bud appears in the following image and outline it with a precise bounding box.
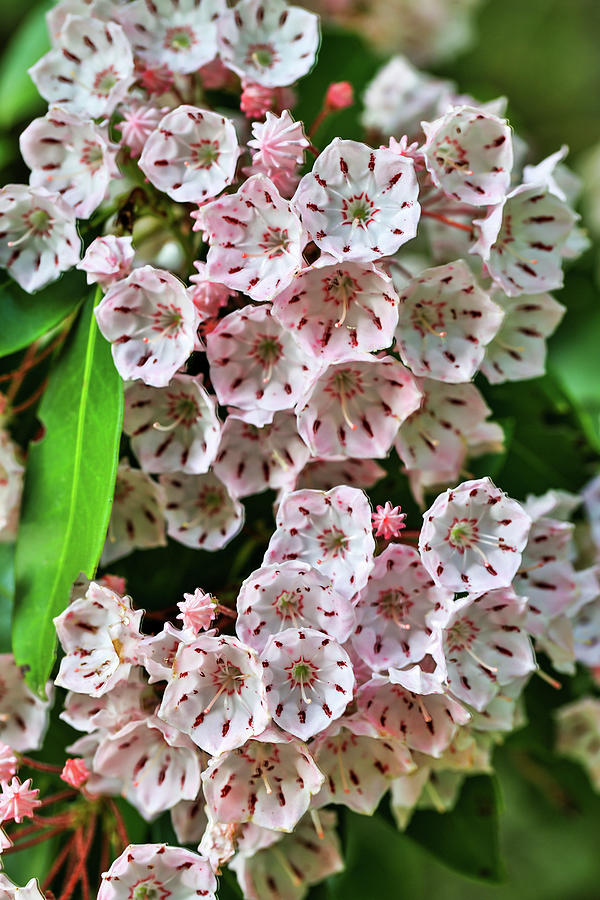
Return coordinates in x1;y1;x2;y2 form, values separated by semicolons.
136;62;174;96
240;80;277;119
325;81;354;110
60;758;90;789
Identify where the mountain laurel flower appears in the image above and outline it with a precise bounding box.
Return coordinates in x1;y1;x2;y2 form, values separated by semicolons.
395;260;504;383
0;655;51;753
95;266;197;388
555;698;600;791
246;110;308;195
351;543;452;672
294;138;421;262
311;717;414;815
472;183;578;297
101;461;166;565
272;260;400;361
421;105;513;206
29;15;134;118
77;235;134;288
53;581;144;697
479;290;565;384
198;174;305;301
0;778;40;824
120;0;223;74
395;379;493;482
98;844;217;900
160;470;244;550
236;560;355;652
201;728;325;832
92;715;202;820
0;185;80;293
418;477;532;593
139;105;240;203
213;412;310;499
296;355;422;460
124;376;221;475
264;485;375;599
260;627;355;740
218;0;320;88
20;107;120;219
158;632;270;756
441;588;536;711
206;304;320;413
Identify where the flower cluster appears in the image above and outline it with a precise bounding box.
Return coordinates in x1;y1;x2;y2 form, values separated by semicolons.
0;0;595;898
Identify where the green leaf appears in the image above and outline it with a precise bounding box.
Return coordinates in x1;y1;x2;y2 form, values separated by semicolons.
322;808;424;899
12;290;123;694
406;775;505;883
0;0;51;128
0;269;86;359
0;542;15;653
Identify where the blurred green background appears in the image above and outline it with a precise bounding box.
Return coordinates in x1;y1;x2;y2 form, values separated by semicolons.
1;0;599;897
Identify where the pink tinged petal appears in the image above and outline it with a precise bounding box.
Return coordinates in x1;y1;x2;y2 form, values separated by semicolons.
361;56;452;138
479;290;565;384
296;355;422;460
395;260;504;383
311;717;414;815
395;378;493;478
0;184;80;294
293;138;420;263
357;675;470;758
178;589;218;634
0;430;23;543
120;0;224;74
422;105;513;207
20;107;120;220
352;543;453;672
0;745;17;783
101;461;166;565
124;375;221;475
441;588;536;711
139;105;239;204
471;184;578;297
206;303;321;412
264;485;375;600
294;457;385;492
53;581;144;697
236;561;355;653
371;502;406;539
158;633;270;756
0;656;51;753
60;757;90;788
29;16;134;119
272;260;400;361
160;470;244;551
260;627;355;740
97;843;217;900
213;412;310;499
202;731;324;832
93;715;201;821
198;175;305;301
170;796;208;845
230;810;344;900
94;265;197;389
77;235;134;288
218;0;319;88
418;476;532;593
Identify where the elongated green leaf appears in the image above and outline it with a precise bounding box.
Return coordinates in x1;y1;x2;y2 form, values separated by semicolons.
0;543;14;652
0;269;86;359
407;775;504;883
0;0;51;128
13;291;123;694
